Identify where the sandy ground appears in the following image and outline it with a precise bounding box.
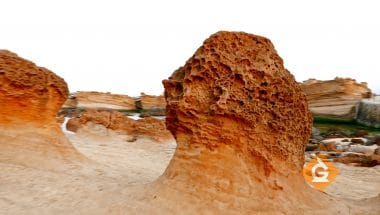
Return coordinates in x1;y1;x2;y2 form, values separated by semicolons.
326;163;380;200
0;123;379;214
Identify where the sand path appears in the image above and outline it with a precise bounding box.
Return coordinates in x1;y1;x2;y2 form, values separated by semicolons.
0;127;379;214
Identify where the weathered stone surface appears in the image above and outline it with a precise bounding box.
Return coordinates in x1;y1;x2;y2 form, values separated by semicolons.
301;78;371;119
376;135;380;146
71;91;136;110
139;109;166;117
0;50;68;124
375;147;380;156
351;138;365;144
334;153;380;167
62;94;77;108
349;144;378;154
356;97;380;128
137;93;166;110
305;144;318;151
351;130;369;138
318;142;340;152
0;50;83;168
136;31;348;214
67;110;172;142
323;128;350;138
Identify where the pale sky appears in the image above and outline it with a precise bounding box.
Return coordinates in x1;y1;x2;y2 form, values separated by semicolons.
1;0;379;96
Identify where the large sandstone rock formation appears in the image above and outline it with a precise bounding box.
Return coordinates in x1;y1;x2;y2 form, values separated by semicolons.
67;110;172;142
131;32;348;214
0;50;83;168
301;78;371;119
69;91;136;110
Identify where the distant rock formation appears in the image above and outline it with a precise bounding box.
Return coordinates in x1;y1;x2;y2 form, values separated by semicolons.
62;93;77;108
62;91;168;116
0;50;84;169
67;91;136;110
67;110;172;142
301;78;371;119
356;97;380;128
133;32;348;214
136;93;166;110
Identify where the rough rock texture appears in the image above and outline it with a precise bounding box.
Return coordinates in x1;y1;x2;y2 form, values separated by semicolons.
133;32;349;214
375;147;380;156
0;50;83;168
67;110;172;142
356;97;380;128
62;94;77;108
351;130;369;138
136;93;166;110
0;50;68;123
318;142;340;152
67;110;134;133
71;91;136;110
300;78;372;119
334;153;380;167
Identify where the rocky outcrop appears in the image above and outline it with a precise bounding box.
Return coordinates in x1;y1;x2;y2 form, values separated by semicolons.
0;50;83;168
67;110;134;133
0;50;69;123
133;32;348;214
136;93;166;110
62;93;77;108
72;91;136;110
62;91;167;116
300;78;371;119
67;110;172;142
356;97;380;128
334;153;380;167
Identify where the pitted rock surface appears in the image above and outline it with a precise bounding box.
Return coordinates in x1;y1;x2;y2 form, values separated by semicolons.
0;50;68;124
163;31;311;174
0;50;83;169
132;31;349;214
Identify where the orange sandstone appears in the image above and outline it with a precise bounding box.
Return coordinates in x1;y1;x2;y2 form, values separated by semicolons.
75;91;136;110
132;31;349;214
0;50;68;124
301;78;371;118
138;93;166;110
0;50;83;168
67;110;172;142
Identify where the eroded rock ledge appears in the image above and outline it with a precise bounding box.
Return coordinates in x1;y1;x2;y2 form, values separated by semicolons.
64;91;136;110
67;110;172;142
301;78;372;119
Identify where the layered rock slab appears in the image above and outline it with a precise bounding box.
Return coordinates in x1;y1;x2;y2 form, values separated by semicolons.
67;110;172;142
137;93;166;110
0;50;84;169
127;32;349;214
67;91;136;110
301;78;371;119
